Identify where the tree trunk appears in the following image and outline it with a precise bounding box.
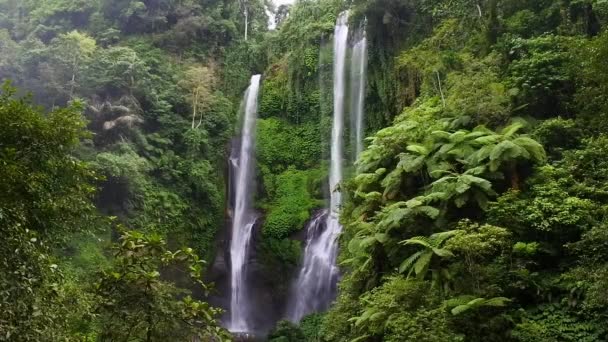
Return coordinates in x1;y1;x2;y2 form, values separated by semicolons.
146;316;153;342
486;0;499;46
191;88;199;129
70;55;78;99
436;71;445;108
244;7;249;41
510;163;520;190
70;72;75;99
146;281;153;342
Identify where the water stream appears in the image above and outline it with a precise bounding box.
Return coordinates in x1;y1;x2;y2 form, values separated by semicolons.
228;75;261;333
286;12;350;322
287;210;339;322
350;26;368;158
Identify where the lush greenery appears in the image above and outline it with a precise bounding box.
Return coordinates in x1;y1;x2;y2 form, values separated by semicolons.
0;87;228;340
0;0;268;339
3;0;608;341
318;1;608;342
266;0;608;341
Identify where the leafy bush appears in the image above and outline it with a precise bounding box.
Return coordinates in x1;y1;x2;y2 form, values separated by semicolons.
488;166;596;241
505;34;574;117
349;277;463;341
96;230;229;341
300;313;325;341
533;118;582;159
257;118;323;174
263;168;323;239
512;305;607;342
268;320;305;342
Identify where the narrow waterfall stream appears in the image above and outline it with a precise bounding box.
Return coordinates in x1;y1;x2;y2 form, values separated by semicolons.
329;11;349;216
228;75;261;333
287;210;337;322
350;26;368;158
286;12;350;322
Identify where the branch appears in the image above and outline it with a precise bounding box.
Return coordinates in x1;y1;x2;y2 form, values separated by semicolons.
436;71;446;108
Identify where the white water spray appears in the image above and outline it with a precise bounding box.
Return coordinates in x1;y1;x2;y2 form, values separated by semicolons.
228;75;261;333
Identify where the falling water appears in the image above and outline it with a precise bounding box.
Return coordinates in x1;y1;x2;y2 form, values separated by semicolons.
287;211;338;322
329;11;348;214
228;75;261;333
350;25;368;158
286;12;349;323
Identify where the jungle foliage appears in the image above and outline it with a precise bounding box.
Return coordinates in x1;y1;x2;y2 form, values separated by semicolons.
0;0;270;339
265;0;608;341
3;0;608;341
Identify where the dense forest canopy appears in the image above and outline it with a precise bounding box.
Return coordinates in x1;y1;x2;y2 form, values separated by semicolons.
1;0;608;341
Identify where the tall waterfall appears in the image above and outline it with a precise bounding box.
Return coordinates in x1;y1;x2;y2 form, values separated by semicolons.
286;12;349;323
350;26;368;158
228;75;261;333
330;11;348;215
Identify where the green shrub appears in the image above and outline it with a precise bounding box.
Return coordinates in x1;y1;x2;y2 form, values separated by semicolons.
257;118;323;174
511;305;606;342
268;320;305;342
263;168;324;239
300;313;325;341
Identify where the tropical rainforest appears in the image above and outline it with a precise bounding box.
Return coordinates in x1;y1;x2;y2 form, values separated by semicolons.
1;0;608;341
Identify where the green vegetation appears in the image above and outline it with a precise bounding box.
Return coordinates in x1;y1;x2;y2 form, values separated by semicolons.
96;230;229;341
312;1;608;341
3;0;608;341
0;0;267;339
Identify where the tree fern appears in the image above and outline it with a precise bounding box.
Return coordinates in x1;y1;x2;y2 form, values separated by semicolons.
444;295;511;315
399;230;459;280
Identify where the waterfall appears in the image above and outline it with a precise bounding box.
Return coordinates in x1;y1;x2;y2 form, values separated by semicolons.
228;75;261;333
286;12;349;323
350;25;367;158
287;211;338;322
329;11;349;216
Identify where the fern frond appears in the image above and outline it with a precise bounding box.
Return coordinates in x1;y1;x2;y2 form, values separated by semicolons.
513;136;546;163
432;230;461;244
407;144;430;156
401;236;433;249
432;247;455;258
490;140;518;161
483;297;511;307
431;130;451;140
414;250;433;276
444;295;477;308
501;122;524;137
449;131;468;143
399;250;424;274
